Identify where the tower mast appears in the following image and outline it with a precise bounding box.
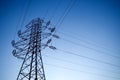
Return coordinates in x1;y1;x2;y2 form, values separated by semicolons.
11;18;59;80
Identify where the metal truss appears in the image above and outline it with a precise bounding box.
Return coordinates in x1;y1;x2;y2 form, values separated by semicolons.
11;18;59;80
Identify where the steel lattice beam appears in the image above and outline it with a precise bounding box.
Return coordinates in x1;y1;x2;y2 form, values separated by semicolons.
11;18;59;80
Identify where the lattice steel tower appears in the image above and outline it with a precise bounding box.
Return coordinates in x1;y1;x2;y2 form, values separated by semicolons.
11;18;59;80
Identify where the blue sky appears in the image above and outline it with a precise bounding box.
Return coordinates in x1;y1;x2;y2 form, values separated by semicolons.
0;0;120;80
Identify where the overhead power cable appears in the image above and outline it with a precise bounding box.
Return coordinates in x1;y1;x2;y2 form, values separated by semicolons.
59;30;120;53
13;0;28;40
58;31;112;51
60;37;120;59
55;0;77;31
47;0;77;40
57;48;120;68
49;0;62;21
42;54;120;74
20;0;32;30
44;63;120;80
43;8;49;20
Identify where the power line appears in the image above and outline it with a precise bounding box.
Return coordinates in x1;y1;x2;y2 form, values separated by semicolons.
58;31;112;51
20;0;32;30
57;0;77;30
57;48;120;68
59;30;120;53
41;0;76;38
44;63;120;79
13;0;27;40
43;8;49;20
42;54;120;74
49;0;62;21
60;37;120;59
46;0;77;40
55;0;77;30
54;0;72;27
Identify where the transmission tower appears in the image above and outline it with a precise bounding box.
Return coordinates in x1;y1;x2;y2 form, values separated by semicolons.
11;18;59;80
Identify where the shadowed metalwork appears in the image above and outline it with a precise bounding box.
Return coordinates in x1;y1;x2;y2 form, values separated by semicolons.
11;18;59;80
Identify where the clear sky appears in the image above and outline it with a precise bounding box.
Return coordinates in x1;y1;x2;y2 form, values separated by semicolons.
0;0;120;80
